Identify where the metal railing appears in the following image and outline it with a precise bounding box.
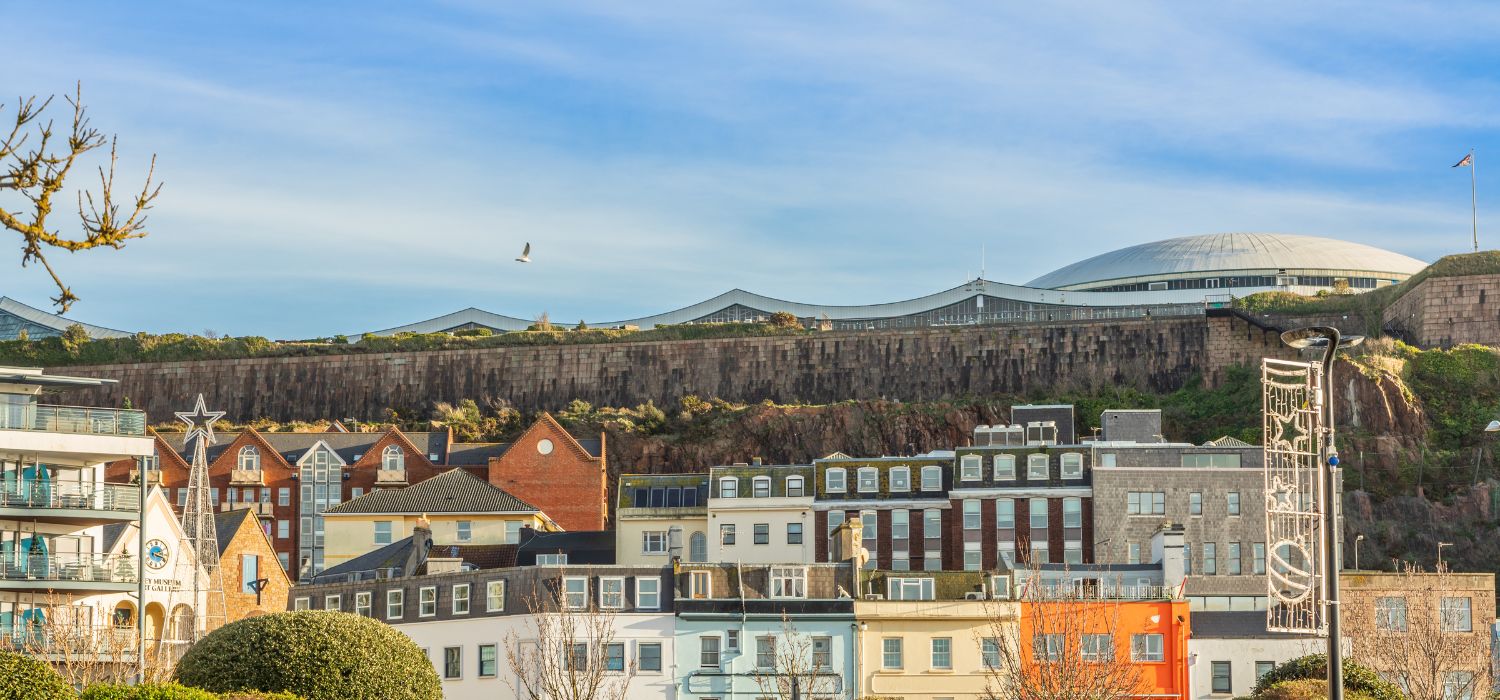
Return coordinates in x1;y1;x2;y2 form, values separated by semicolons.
0;481;140;513
0;627;139;654
1023;583;1175;601
0;553;137;584
0;403;146;437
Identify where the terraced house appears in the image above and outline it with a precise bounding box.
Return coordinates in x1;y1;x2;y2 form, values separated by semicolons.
105;413;604;577
707;462;815;565
614;473;709;566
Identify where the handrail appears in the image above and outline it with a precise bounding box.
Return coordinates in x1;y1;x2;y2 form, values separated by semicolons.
0;403;147;437
0;481;140;512
0;553;138;584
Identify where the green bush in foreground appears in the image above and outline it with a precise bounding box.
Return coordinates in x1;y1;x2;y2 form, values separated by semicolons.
1251;655;1402;700
0;649;73;700
80;683;217;700
175;611;440;700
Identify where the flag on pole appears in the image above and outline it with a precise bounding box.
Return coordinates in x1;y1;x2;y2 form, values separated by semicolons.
1455;153;1474;168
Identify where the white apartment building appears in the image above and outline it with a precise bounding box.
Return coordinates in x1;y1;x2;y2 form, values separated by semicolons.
0;366;154;664
706;464;815;565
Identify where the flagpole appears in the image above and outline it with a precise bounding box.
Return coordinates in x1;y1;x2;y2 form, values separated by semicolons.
1472;148;1479;252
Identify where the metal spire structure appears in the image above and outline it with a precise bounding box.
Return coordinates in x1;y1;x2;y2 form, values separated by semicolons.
171;394;227;645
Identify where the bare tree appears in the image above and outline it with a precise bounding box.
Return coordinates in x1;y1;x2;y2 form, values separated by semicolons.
1343;562;1493;700
504;582;636;700
1;83;161;311
19;592;177;686
750;613;842;700
981;563;1148;700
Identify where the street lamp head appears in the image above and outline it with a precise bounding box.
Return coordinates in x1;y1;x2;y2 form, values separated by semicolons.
1355;534;1365;542
1485;420;1500;433
1280;326;1366;350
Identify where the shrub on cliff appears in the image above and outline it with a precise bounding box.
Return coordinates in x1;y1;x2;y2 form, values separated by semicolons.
175;611;440;700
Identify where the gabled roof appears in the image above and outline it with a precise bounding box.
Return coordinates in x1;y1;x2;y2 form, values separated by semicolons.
316;536;424;581
1202;435;1254;448
154;430;450;466
324;468;540;515
213;508;256;556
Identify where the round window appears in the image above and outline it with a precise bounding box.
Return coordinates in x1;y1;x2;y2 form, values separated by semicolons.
537;438;554;455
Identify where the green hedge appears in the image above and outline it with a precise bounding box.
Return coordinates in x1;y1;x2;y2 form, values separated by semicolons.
0;649;73;700
80;683;217;700
175;611;440;700
1252;655;1402;700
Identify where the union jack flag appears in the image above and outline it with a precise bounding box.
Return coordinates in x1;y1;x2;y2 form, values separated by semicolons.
1454;152;1474;168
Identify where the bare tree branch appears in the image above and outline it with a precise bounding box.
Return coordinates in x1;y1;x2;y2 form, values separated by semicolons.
1343;561;1492;700
1;83;160;311
503;576;637;700
751;613;842;700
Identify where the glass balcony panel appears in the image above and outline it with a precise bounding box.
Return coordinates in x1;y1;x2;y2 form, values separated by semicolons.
0;403;146;437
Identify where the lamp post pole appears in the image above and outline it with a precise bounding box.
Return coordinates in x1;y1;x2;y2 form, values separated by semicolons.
1281;326;1364;700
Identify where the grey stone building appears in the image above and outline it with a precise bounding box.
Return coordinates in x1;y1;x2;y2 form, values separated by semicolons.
1088;409;1275;608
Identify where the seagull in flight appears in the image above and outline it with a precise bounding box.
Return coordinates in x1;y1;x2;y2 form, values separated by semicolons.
515;242;531;263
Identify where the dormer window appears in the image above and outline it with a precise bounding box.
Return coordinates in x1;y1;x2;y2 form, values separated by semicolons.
752;476;771;498
1027;454;1049;480
1060;453;1084;479
382;445;405;471
719;477;739;499
994;454;1016;480
889;467;911;492
785;476;805;497
825;468;846;494
920;466;942;492
238;446;260;471
959;455;982;481
857;467;879;493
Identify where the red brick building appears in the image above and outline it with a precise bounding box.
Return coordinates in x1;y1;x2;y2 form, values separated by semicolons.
105;416;604;576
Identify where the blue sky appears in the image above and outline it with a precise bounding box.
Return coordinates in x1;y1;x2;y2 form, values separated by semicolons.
6;1;1499;338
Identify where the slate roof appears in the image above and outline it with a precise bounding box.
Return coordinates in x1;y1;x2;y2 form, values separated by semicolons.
213;508;256;556
424;543;519;571
1191;611;1305;639
518;530;615;565
315;536;425;582
101;523;130;553
1202;435;1255;448
447;443;510;466
155;430;450;465
324;468;540;515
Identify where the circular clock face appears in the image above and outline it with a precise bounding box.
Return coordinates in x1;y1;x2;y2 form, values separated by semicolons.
145;539;171;570
536;439;554;455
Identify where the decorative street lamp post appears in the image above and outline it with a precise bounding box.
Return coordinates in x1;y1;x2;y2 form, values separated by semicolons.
1278;326;1364;700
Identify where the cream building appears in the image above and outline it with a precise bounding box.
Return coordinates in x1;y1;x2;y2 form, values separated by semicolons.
854;575;1018;700
614;474;709;566
707;463;815;565
321;469;557;571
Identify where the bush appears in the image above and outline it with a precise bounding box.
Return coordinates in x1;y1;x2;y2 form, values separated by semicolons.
175;611;441;700
217;693;304;700
1252;655;1402;700
80;683;217;700
0;649;73;700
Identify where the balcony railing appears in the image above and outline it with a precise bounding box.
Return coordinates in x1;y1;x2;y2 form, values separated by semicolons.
374;469;407;484
0;403;146;437
221;501;273;516
0;627;139;654
0;481;140;513
0;553;137;585
1023;583;1175;601
229;469;264;485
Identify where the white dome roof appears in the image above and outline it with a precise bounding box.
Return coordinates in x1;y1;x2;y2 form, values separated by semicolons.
1026;233;1428;290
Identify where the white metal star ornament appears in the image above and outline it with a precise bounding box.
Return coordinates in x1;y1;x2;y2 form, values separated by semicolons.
175;393;226;448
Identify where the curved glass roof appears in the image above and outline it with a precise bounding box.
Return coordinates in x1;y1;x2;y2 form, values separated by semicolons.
1026;233;1428;290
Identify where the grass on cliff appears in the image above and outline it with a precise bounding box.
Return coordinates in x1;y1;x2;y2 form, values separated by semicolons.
0;321;811;368
1233;250;1500;322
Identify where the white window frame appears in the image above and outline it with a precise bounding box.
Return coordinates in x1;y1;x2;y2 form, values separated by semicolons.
238;445;260;471
1131;633;1164;662
1063;497;1082;529
293;597;310;611
752;475;771;498
963;499;981;530
324;593;340;611
385;589;403;619
1027;454;1049;479
920;465;942;491
642;530;668;554
1227;491;1241;515
563;576;589;609
636;577;661;610
689;570;712;599
700;635;722;669
888;577;935;601
770;566;808;599
452;583;470;615
418;586;437;617
931;637;953;670
599;577;626;609
891;508;910;539
959;455;982;481
719;476;739;498
825;468;846;493
857;467;879;493
1060;452;1083;479
889;466;911;492
354;591;372;616
994;454;1016;480
455;520;472;542
882;637;903;669
785;475;805;497
382;445;404;470
486;580;506;612
373;520;393;546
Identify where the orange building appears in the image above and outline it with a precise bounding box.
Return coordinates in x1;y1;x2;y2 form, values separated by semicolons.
1019;597;1191;699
